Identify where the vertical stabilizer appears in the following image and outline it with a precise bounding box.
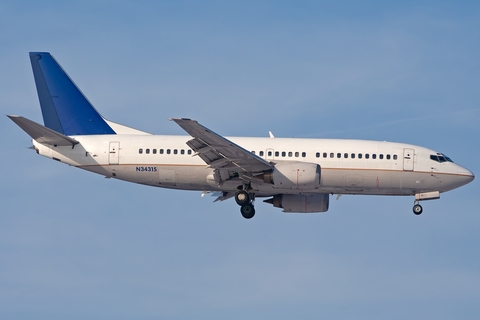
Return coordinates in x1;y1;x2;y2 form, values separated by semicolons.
29;52;115;135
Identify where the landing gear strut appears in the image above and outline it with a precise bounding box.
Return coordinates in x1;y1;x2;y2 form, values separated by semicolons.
413;201;423;215
235;190;255;219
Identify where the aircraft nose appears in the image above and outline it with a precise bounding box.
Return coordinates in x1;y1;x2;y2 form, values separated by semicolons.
457;165;475;187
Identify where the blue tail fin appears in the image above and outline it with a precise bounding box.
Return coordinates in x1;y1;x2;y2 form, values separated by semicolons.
29;52;115;135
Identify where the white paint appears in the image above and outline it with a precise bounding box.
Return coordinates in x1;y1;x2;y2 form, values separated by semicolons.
28;123;474;216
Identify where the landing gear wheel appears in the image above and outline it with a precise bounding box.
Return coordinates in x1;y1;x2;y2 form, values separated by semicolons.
235;190;250;206
413;204;423;215
240;203;255;219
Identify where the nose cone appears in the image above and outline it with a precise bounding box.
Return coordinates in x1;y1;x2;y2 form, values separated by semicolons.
457;165;475;187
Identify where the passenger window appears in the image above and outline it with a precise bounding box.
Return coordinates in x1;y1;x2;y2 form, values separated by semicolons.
160;149;164;154
323;152;327;158
282;151;286;157
372;154;376;159
167;149;171;154
139;148;143;154
275;151;279;157
259;151;264;156
146;149;150;154
181;149;185;155
268;151;272;156
358;153;362;159
187;150;192;155
351;153;355;159
337;153;341;158
393;154;397;160
365;154;369;159
295;152;299;157
344;153;348;158
302;152;306;157
251;151;255;155
153;149;157;154
330;153;334;158
379;154;384;159
386;154;391;160
174;149;178;155
316;152;320;158
288;151;292;157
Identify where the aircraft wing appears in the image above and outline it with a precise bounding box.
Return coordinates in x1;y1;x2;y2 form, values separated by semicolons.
170;118;273;180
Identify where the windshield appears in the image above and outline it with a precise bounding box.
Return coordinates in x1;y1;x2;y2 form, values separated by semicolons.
430;152;454;163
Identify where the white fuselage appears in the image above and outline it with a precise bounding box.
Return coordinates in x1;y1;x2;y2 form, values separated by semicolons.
32;134;474;198
14;52;474;217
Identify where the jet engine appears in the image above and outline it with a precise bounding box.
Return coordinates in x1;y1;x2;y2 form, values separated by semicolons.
261;162;321;190
264;194;329;213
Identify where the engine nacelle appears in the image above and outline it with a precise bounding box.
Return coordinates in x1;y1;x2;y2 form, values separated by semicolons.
265;194;329;213
262;162;321;190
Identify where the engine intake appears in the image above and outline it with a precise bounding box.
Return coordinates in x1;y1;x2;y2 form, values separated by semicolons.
262;162;321;190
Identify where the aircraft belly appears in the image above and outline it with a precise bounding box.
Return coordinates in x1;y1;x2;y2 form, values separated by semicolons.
76;163;213;190
318;169;449;196
174;166;213;190
75;164;110;177
114;165;213;189
77;163;460;196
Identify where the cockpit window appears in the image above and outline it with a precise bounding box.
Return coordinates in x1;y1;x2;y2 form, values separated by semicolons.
430;153;454;163
443;154;453;162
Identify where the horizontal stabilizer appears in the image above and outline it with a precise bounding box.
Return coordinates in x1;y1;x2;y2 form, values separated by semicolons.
8;115;79;146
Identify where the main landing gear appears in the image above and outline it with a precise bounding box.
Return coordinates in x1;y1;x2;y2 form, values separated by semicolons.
413;201;423;215
235;190;255;219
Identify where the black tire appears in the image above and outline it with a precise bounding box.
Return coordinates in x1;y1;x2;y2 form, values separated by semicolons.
240;204;255;219
235;190;250;206
413;204;423;215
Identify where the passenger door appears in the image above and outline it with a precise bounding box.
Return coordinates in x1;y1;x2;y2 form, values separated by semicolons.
109;141;120;165
403;148;414;171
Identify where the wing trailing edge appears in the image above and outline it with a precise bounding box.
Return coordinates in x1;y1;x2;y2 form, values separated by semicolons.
171;118;273;186
170;118;273;173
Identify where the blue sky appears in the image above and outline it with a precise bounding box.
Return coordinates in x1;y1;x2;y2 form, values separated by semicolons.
1;1;479;319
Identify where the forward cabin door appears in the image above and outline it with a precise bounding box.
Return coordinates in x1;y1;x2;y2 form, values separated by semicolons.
109;141;120;165
403;148;414;171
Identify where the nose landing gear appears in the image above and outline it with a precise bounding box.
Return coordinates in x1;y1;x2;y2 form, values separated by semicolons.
413;201;423;215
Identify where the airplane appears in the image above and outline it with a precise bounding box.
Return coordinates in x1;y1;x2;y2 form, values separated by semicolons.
8;52;475;219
